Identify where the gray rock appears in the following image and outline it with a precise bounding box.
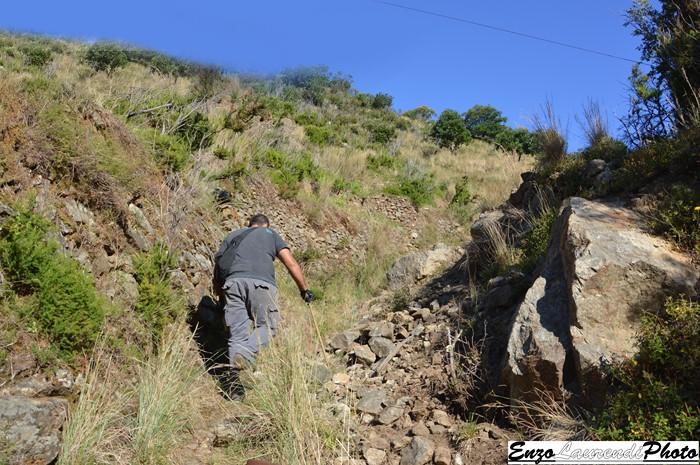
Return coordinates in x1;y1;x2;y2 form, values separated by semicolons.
368;321;395;339
369;337;395;358
352;345;377;366
330;330;361;351
400;436;434;465
377;406;404;425
386;245;462;291
356;390;389;415
0;396;68;464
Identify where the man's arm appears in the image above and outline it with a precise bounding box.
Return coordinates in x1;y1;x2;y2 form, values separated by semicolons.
277;248;309;294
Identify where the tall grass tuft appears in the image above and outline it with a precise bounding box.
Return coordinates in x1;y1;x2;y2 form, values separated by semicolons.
131;322;207;463
59;346;132;465
234;330;341;465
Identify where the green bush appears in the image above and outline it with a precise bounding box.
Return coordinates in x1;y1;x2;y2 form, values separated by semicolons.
366;151;397;172
364;120;397;145
19;43;52;67
595;297;700;440
495;127;538;156
0;199;104;356
403;106;436;121
304;124;342;146
518;208;557;274
140;128;190;172
83;41;128;74
386;172;441;208
582;136;628;163
371;93;393;110
133;244;179;344
258;149;321;198
651;185;700;252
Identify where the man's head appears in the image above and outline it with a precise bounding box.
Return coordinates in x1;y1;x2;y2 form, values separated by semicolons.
248;214;270;228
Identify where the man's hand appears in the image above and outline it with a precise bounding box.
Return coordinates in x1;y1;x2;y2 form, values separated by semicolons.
301;289;315;303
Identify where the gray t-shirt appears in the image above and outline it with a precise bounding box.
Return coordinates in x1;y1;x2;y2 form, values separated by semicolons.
216;227;289;286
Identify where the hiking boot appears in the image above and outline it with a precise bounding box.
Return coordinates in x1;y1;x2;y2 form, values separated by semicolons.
219;368;245;401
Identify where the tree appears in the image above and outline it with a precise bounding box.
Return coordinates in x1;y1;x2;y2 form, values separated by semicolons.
372;92;393;110
84;41;128;75
430;109;471;151
403;106;436;121
626;0;700;127
463;104;508;140
495;127;537;156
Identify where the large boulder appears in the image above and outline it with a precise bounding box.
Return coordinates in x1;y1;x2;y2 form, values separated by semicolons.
503;197;699;408
386;244;462;291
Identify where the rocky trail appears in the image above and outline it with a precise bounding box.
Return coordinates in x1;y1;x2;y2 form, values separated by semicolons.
212;242;512;465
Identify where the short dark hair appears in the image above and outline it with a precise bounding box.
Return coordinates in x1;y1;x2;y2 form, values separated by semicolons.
248;214;270;227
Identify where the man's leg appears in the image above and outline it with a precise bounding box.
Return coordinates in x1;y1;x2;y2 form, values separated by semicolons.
245;280;280;360
223;279;254;365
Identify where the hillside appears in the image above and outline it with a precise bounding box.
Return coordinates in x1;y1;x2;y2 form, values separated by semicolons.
0;33;536;464
1;29;699;465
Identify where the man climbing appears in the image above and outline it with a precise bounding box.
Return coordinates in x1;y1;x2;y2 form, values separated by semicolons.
213;214;313;398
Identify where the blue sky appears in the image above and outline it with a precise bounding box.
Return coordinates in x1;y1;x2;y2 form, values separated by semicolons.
1;1;650;150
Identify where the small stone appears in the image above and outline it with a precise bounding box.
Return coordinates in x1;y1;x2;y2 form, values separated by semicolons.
369;337;396;358
378;406;404;425
364;448;387;465
434;446;452;465
330;330;361;350
431;410;453;428
400;436;434;465
352;345;377;366
411;422;431;437
333;373;351;384
356;390;389;415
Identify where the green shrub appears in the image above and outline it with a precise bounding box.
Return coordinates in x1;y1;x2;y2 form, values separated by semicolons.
19;43;52;67
133;244;179;344
304;124;341;146
371;92;393;110
364;120;397;145
651;185;700;252
518;208;557;273
366;151;397;172
293;111;319;126
582;136;628;163
536;156;590;198
595;297;700;440
139;128;190;172
614;140;676;191
0;199;104;356
83;41;128;74
386;172;441;208
258;149;320;198
403;106;436;121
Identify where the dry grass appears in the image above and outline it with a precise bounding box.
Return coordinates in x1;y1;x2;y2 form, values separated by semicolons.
490;389;592;441
59;345;132;465
60;321;224;465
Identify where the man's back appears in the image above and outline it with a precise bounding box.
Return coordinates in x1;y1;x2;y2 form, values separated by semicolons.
216;226;288;286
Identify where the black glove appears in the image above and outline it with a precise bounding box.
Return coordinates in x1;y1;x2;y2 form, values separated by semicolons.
301;289;315;303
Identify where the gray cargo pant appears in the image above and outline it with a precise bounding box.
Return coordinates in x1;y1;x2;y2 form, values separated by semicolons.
222;277;280;365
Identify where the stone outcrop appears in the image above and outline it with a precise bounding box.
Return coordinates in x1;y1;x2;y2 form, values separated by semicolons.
503;197;700;408
386;244;463;291
0;395;69;464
